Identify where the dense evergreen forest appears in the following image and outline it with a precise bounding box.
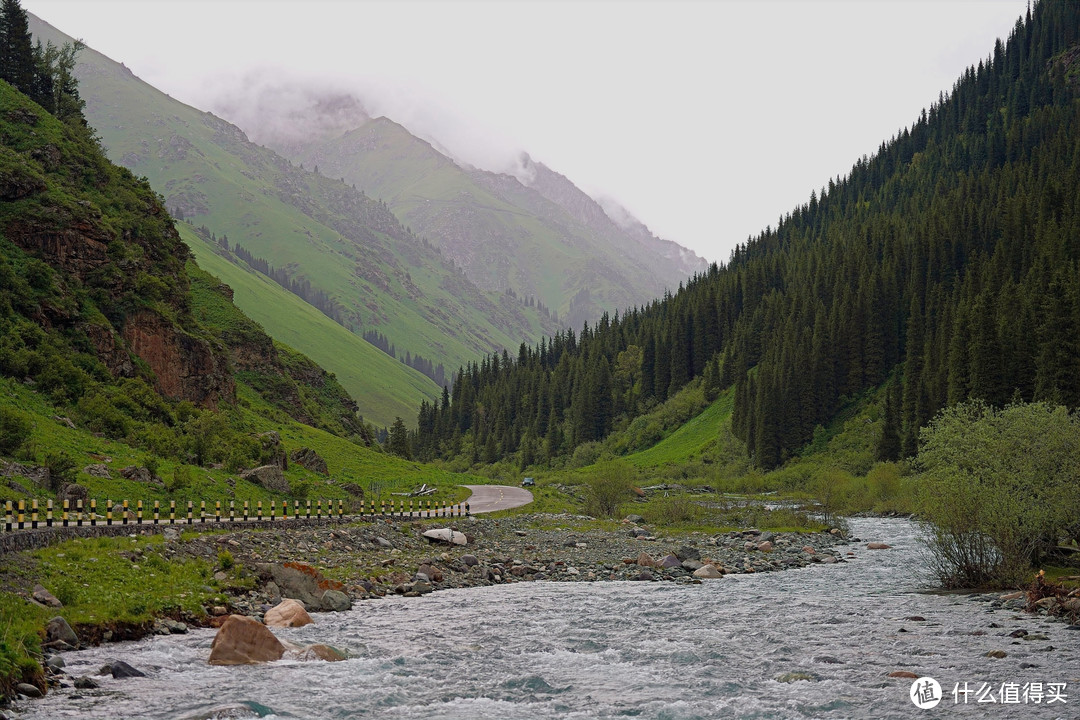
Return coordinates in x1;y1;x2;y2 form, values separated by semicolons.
413;0;1080;470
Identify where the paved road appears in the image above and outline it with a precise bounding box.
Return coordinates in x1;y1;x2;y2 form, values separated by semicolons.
462;485;534;514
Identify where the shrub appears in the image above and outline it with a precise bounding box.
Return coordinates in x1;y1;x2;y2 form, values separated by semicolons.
583;460;638;518
0;407;32;456
42;451;76;491
164;465;192;493
917;401;1080;588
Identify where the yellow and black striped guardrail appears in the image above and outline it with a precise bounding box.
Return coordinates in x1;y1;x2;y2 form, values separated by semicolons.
2;497;470;532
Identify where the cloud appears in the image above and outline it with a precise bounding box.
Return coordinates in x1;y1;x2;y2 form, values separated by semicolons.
202;67;533;182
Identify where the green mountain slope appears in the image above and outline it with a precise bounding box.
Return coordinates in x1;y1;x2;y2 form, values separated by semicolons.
232;96;707;329
180;223;436;424
28;14;559;427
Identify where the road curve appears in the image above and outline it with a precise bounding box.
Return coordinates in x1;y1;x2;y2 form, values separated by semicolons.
462;485;534;514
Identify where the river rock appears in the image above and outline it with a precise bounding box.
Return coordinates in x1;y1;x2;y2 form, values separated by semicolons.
257;563;330;609
675;546;700;561
264;599;313;628
32;584;62;608
46;616;78;647
636;552;656;568
866;542;892;550
240;465;289;493
461;554;479;566
15;682;42;698
375;537;394;549
693;564;724;579
208;615;285;665
889;670;919;679
422;528;467;545
682;559;704;571
986;650;1007;659
624;514;646;524
321;589;352;612
73;676;98;689
418;564;444;582
110;660;146;678
660;554;682;568
291;643;347;662
757;541;774;552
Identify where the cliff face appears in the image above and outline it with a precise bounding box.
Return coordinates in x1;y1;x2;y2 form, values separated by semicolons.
121;310;234;408
0;80;233;407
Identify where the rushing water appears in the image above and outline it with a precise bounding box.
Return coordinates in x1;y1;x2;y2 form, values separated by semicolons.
16;518;1080;720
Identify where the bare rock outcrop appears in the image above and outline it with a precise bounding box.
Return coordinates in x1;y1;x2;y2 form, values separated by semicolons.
122;310;234;408
241;465;289;494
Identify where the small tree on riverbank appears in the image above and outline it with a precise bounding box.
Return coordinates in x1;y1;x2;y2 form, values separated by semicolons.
917;401;1080;588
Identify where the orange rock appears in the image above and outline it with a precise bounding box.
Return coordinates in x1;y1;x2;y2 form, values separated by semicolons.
264;599;313;628
866;542;892;550
889;671;919;679
208;615;285;666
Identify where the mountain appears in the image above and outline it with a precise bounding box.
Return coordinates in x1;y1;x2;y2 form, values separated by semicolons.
0;70;371;454
413;0;1080;471
27;14;560;427
217;86;707;329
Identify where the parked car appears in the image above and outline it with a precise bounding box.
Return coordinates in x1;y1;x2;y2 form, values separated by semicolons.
521;477;535;487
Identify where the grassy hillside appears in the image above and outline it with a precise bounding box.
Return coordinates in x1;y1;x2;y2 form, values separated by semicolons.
28;14;558;398
181;224;436;426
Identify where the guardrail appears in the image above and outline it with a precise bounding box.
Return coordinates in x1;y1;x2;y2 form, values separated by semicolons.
2;497;470;532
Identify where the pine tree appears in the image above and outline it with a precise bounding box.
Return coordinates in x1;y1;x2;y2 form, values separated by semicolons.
0;0;33;93
387;417;411;460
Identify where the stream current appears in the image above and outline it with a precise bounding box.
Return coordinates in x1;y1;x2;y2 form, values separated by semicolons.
16;518;1080;719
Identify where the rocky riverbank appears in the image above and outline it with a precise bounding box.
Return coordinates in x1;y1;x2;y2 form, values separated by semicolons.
163;513;860;617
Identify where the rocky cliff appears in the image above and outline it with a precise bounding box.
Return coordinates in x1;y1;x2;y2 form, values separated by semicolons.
0;79;233;407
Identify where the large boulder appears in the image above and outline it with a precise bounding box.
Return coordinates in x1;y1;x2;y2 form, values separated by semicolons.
32;584;62;608
208;615;285;665
241;465;289;494
290;447;328;475
82;464;111;479
263;599;313;628
320;590;352;612
119;466;163;488
256;562;346;611
422;528;467;546
45;616;78;647
57;482;89;506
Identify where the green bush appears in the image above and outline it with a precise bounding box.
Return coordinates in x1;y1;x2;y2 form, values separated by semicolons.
583;460;637;518
0;407;32;456
42;450;76;491
917;401;1080;588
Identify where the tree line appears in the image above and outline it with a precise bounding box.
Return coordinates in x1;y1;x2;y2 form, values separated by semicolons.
0;0;85;123
412;0;1080;470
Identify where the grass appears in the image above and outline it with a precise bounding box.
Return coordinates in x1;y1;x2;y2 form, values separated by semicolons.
0;533;236;695
0;371;480;512
183;226;438;427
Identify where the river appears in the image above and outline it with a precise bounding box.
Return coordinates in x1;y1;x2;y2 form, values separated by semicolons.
15;518;1079;719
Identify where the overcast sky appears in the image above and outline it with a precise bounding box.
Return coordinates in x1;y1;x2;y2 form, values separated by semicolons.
26;0;1030;264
